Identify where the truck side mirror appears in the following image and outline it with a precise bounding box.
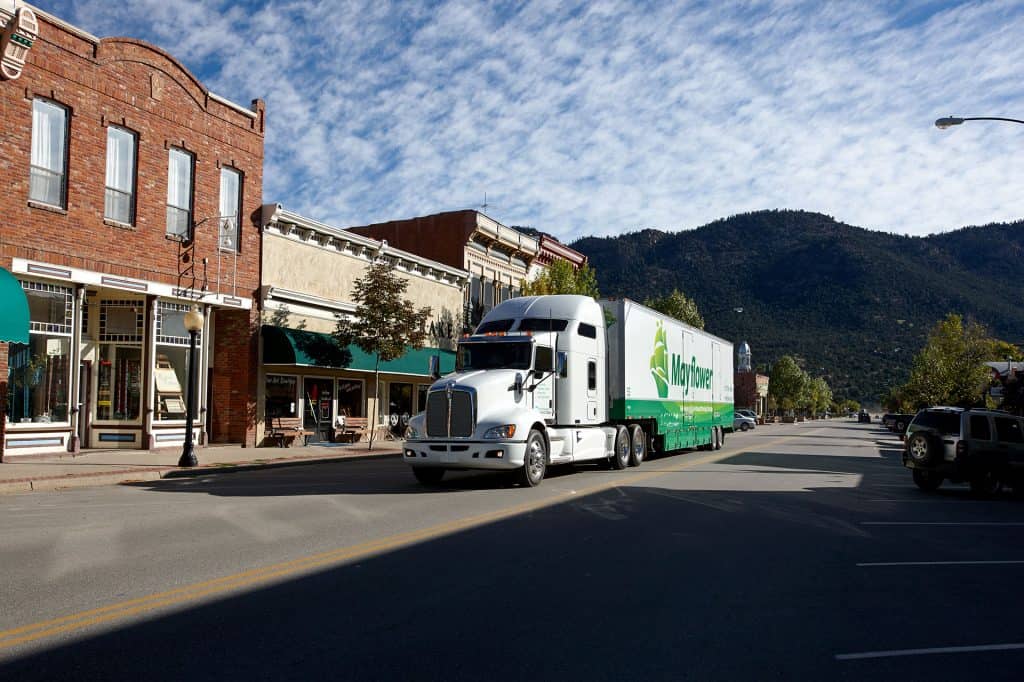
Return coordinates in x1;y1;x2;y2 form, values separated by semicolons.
514;372;524;396
556;352;567;377
428;355;441;380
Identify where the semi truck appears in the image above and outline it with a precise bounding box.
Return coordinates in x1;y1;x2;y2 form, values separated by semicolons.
403;295;734;486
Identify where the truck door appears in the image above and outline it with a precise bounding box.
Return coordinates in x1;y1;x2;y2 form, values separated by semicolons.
533;346;555;420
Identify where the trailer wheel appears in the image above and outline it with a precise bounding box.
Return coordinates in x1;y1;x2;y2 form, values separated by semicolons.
719;427;726;447
714;427;722;450
628;424;646;467
611;426;630;470
517;429;547;487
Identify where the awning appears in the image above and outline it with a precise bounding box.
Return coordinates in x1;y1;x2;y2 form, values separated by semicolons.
261;326;455;376
0;267;29;344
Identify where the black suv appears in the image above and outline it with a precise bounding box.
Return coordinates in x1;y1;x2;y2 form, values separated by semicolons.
902;407;1024;495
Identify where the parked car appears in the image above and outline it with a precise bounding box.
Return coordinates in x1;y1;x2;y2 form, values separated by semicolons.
881;413;897;429
736;409;757;420
857;410;872;423
903;407;1024;495
734;414;756;431
890;413;915;438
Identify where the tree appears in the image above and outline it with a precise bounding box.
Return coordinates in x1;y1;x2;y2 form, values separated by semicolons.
521;259;600;298
644;289;705;329
768;355;807;414
335;259;431;449
900;314;994;410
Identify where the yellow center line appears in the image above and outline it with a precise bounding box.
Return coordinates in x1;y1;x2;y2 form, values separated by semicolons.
0;429;802;650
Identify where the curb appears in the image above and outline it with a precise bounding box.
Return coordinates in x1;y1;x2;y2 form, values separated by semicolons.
0;450;402;495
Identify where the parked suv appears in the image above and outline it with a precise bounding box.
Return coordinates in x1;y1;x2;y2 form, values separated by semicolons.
902;407;1024;495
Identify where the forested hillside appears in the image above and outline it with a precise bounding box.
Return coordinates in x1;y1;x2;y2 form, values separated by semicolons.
572;210;1024;404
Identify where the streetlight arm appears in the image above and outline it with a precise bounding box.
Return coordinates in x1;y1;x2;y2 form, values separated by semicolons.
936;116;1024;129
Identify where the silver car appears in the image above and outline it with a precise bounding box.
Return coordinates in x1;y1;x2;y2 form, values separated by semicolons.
734;414;756;432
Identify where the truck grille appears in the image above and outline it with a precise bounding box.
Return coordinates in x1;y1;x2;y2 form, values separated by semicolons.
425;388;475;438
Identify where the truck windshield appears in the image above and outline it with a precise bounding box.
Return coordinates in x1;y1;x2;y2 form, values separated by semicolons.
457;341;532;371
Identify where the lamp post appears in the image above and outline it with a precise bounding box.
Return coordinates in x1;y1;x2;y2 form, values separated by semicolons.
935;116;1024;129
178;305;204;467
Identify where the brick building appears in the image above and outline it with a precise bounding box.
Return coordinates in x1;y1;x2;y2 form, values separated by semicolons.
347;210;541;330
0;3;265;459
734;341;769;418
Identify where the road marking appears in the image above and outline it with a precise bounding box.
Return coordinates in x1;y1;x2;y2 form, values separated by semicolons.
837;642;1024;660
0;430;804;651
862;521;1024;526
858;560;1024;567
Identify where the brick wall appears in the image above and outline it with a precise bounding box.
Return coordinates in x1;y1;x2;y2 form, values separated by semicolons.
210;307;259;445
0;11;265;446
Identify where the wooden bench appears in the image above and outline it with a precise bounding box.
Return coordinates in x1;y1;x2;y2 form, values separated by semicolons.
335;416;370;443
267;416;313;447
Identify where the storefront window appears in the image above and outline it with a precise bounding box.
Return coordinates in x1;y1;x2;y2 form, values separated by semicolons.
387;382;413;436
416;384;429;414
7;282;73;425
265;375;297;418
337;379;363;418
154;302;200;421
97;344;142;421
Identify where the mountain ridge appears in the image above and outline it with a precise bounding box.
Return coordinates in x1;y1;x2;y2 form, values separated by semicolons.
571;209;1024;404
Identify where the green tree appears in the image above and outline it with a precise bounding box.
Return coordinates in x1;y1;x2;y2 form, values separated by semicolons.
900;314;994;410
769;355;807;414
521;259;600;298
336;259;431;449
644;289;705;329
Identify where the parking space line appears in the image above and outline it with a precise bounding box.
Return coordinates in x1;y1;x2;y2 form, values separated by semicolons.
858;560;1024;567
836;642;1024;660
861;521;1024;526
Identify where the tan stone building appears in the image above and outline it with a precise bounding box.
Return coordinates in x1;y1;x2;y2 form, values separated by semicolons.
257;204;468;445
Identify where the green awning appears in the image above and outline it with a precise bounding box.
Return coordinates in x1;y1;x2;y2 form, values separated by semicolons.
0;267;29;344
261;325;455;376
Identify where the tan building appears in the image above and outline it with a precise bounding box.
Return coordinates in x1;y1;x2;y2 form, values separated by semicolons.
258;204;468;445
346;210;541;330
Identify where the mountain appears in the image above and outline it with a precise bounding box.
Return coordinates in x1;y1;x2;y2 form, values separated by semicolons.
571;210;1024;405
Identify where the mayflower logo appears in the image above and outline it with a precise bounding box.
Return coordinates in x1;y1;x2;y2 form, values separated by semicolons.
650;322;669;398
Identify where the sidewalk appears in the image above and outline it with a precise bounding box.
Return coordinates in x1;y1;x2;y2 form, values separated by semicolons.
0;440;404;494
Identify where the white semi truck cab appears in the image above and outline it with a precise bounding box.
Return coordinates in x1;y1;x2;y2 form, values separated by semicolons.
403;294;733;486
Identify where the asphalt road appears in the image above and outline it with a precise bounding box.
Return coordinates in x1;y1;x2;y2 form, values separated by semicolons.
2;420;1023;680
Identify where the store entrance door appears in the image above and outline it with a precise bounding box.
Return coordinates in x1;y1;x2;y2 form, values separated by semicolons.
303;378;334;443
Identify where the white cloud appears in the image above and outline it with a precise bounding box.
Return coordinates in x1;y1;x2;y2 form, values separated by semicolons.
37;0;1024;240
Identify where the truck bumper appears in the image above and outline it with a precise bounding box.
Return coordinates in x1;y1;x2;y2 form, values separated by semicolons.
402;440;529;471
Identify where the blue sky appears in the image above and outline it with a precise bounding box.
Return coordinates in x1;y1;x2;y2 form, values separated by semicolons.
36;0;1024;242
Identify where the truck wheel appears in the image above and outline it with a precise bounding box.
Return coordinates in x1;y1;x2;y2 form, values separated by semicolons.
719;427;726;447
518;429;547;487
413;467;445;485
906;433;936;465
611;426;630;470
969;469;1002;498
912;469;942;492
629;424;646;466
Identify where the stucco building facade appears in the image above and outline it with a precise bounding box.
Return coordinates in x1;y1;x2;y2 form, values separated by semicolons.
258;205;468;444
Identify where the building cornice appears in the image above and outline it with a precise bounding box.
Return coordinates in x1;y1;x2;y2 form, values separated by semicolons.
261;203;469;289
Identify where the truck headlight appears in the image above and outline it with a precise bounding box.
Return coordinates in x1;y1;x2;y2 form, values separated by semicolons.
483;424;517;439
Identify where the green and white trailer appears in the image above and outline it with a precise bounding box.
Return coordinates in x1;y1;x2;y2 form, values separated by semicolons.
403;295;734;487
601;297;734;453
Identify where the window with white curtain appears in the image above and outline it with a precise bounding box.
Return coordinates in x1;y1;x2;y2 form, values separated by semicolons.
30;99;68;207
104;126;136;224
218;167;241;251
166;147;193;240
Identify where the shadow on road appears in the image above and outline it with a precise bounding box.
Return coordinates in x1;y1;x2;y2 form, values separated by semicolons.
6;428;1024;680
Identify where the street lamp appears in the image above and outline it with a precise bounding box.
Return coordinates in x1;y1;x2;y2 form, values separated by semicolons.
178;305;204;467
935;116;1024;129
